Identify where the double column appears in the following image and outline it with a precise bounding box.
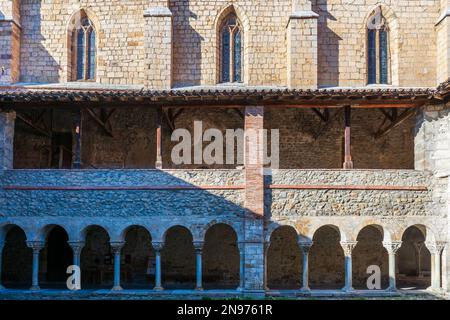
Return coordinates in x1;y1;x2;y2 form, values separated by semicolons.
340;241;357;292
298;241;313;292
426;241;446;291
194;241;204;291
383;241;402;291
26;241;45;291
110;241;125;291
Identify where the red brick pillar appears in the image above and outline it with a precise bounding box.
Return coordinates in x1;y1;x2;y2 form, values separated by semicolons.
242;106;265;295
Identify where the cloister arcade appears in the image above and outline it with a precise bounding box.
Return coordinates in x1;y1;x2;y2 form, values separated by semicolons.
0;221;444;293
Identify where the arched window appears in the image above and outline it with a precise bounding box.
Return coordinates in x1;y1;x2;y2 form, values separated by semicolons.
367;8;389;85
71;13;96;81
220;13;242;83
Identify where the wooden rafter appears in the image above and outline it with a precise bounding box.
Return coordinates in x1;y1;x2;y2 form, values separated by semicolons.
163;107;185;132
16;111;51;138
86;108;115;137
311;108;330;122
375;107;418;139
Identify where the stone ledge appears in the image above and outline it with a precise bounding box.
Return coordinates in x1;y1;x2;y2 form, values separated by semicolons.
144;7;172;18
289;11;319;20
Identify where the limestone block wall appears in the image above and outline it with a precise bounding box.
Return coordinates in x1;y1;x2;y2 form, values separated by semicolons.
415;104;450;175
0;0;20;84
0;0;443;87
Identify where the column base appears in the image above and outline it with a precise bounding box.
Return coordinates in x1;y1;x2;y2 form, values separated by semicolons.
343;161;354;169
242;289;266;299
387;286;397;292
195;287;204;291
342;287;354;293
30;286;40;291
300;287;311;293
155;161;163;169
153;286;164;291
111;286;123;291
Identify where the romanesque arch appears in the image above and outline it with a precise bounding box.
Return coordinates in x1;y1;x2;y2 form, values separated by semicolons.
203;223;239;289
121;226;154;289
161;226;196;289
397;225;431;290
40;225;72;289
309;225;345;289
1;225;32;289
266;225;301;290
353;225;389;290
80;225;112;289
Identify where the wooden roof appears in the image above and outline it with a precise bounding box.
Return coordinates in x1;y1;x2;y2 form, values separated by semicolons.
0;83;445;109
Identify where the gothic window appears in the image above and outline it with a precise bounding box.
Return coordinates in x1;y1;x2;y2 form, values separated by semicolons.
220;14;242;83
72;15;96;81
367;10;389;85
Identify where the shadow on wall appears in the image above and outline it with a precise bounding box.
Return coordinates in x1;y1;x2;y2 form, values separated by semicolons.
19;1;60;83
314;0;342;88
170;0;204;86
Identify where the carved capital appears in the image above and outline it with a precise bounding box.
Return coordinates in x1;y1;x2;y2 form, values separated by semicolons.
110;241;125;254
426;241;447;255
298;241;314;255
237;242;245;253
68;241;85;255
193;241;204;253
26;241;45;252
152;241;164;252
383;241;402;255
340;241;358;256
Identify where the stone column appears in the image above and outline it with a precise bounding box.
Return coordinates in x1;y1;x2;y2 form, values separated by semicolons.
194;241;204;291
237;242;245;291
0;111;16;170
0;241;4;290
152;241;164;291
426;241;447;291
68;241;85;268
27;241;45;291
110;241;124;291
155;106;163;169
383;241;402;291
299;241;313;292
341;241;357;292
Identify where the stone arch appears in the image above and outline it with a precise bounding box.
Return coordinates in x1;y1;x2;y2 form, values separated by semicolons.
201;219;242;243
363;4;399;85
309;225;345;289
40;225;72;288
80;225;112;289
1;225;32;289
203;223;240;289
399;224;435;243
65;8;100;82
353;225;389;290
79;224;112;242
161;225;196;289
214;3;250;84
267;225;302;290
121;225;154;289
309;223;348;242
397;225;431;290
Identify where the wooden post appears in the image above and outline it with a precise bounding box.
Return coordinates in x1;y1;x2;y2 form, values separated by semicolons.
155;107;163;169
72;109;82;169
343;105;353;169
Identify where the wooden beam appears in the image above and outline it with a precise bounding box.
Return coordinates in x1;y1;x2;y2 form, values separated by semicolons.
375;108;418;139
343;106;353;169
155;106;163;169
16;113;51;138
163;108;175;132
72;110;82;169
311;108;330;122
86;108;114;137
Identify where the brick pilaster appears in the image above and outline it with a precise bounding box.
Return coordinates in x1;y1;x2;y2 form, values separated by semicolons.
243;106;265;294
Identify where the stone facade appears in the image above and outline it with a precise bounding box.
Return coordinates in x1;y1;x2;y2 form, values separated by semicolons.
1;0;450;299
